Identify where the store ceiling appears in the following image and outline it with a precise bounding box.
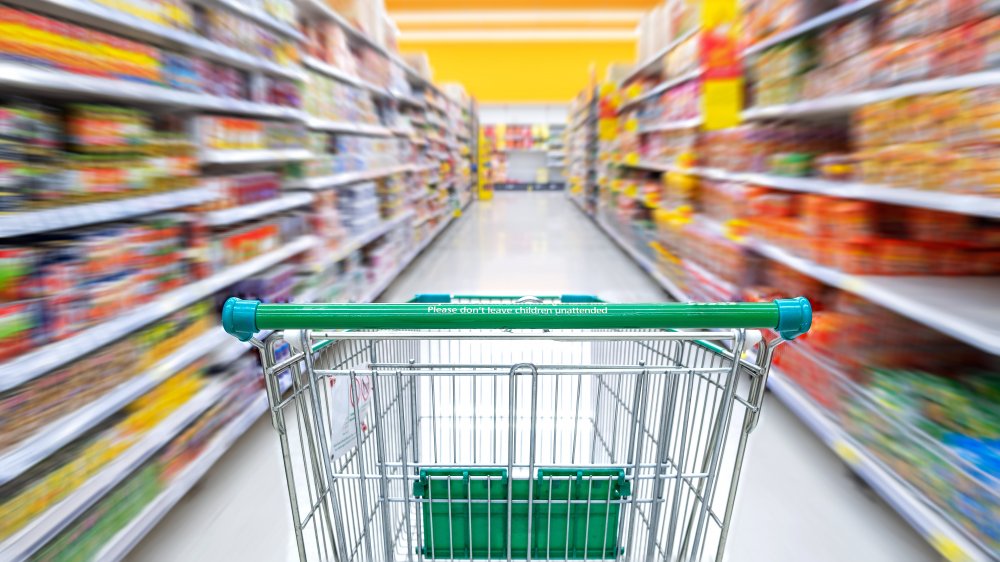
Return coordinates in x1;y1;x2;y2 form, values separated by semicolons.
386;0;659;9
387;0;650;101
387;0;654;42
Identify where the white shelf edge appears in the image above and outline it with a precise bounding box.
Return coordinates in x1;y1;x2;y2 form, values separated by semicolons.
766;369;992;562
0;329;232;486
4;0;304;80
302;55;364;88
414;208;448;227
622;27;701;84
743;71;1000;119
200;148;313;166
285;164;415;190
203;192;315;226
0;62;305;119
0;235;318;393
594;217;690;301
0;187;215;238
637;117;703;134
0;381;227;561
619;69;703;113
668;166;1000;219
94;392;269;561
304;117;392;136
736;172;1000;219
743;0;882;56
750;239;1000;355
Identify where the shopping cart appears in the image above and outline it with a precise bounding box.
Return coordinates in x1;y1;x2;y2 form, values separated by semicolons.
222;294;811;562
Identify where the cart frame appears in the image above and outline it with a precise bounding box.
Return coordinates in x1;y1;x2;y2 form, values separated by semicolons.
224;295;810;562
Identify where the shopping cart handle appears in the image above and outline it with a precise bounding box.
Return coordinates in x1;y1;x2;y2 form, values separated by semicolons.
222;297;811;342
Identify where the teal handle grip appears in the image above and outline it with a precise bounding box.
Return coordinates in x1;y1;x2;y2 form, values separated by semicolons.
222;297;811;342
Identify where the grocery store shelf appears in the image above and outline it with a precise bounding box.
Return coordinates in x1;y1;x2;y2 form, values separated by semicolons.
664;166;1000;219
359;213;455;303
751;239;1000;355
94;392;269;561
200;148;313;166
0;381;227;562
5;0;304;79
622;27;701;84
0;235;318;393
202;192;315;226
618;69;702;113
394;92;427;108
743;71;1000;119
302;55;365;88
767;369;993;562
0;62;306;118
197;0;304;41
0;188;215;238
743;0;882;56
594;217;690;301
637;118;703;134
319;211;416;270
285;164;415;190
414;208;448;227
0;329;231;486
296;0;388;58
294;0;442;98
737;172;1000;219
304;117;393;136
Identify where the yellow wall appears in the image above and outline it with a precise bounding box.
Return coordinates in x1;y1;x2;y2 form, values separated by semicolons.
399;40;634;103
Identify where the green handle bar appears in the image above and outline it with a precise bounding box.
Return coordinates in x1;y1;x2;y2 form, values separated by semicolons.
222;297;811;342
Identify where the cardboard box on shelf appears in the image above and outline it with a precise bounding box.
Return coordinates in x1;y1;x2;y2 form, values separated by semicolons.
637;11;652;62
606;63;634;84
325;0;366;30
404;52;433;81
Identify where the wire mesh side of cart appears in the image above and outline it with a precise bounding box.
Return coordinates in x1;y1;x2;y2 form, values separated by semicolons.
256;325;767;562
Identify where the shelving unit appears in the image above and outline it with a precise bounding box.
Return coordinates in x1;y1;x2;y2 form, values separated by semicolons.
0;1;477;559
577;1;1000;557
0;235;319;393
0;188;216;237
0;382;228;561
767;369;993;562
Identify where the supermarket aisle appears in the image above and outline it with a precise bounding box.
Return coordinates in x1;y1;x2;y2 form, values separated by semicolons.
130;193;934;562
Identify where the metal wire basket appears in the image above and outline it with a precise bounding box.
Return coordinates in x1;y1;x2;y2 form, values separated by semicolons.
222;294;811;562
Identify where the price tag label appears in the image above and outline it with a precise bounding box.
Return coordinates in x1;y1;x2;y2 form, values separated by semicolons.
625;184;638;198
833;440;860;466
625;152;640;166
930;532;970;562
625;118;639;133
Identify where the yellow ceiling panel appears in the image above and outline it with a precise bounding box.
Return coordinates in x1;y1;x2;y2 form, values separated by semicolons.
396;19;638;30
399;40;633;102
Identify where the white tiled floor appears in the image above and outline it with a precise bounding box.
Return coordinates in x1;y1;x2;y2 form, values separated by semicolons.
130;193;935;561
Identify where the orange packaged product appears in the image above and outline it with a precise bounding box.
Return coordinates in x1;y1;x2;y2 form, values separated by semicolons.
830;240;872;274
877;239;928;275
799;194;833;238
906;208;974;242
829;200;876;241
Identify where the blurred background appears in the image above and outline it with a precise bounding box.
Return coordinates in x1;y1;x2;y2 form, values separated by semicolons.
0;0;996;561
